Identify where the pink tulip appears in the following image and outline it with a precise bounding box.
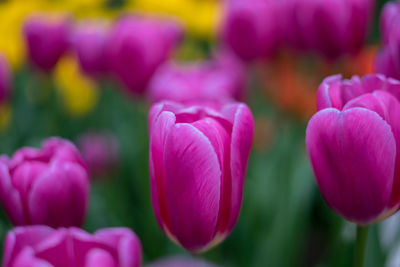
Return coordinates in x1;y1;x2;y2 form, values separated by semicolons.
0;138;90;227
71;20;111;78
147;256;218;267
77;132;119;177
222;0;282;62
147;51;246;104
23;14;71;72
307;74;400;224
2;226;142;267
108;15;183;95
0;54;11;105
149;101;254;252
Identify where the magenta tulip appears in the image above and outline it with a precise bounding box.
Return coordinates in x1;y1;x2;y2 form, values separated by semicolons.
71;20;111;78
0;54;11;105
307;74;400;224
108;15;183;95
222;0;282;61
375;0;400;80
148;51;246;104
0;138;90;227
23;14;70;72
2;226;142;267
147;256;218;267
77;132;119;177
149;101;254;252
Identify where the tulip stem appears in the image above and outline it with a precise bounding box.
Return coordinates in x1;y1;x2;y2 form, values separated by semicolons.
354;225;369;267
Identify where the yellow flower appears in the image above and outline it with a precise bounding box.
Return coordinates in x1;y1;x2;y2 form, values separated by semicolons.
54;55;98;117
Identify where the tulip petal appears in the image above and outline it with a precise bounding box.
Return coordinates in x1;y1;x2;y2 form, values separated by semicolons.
12;248;53;267
0;162;26;225
165;123;221;251
95;228;142;267
85;249;117;267
344;91;400;209
306;108;396;223
2;226;53;267
149;111;176;234
28;162;89;227
224;104;254;232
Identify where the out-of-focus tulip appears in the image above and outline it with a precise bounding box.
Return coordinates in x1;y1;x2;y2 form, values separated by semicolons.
222;0;282;62
149;101;254;252
375;0;400;80
77;132;119;177
148;51;246;104
289;0;374;59
108;15;183;95
72;20;111;78
23;13;71;72
0;54;11;105
0;138;90;227
147;256;218;267
2;226;142;267
307;74;400;224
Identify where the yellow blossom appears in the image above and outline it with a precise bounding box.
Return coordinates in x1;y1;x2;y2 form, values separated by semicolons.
54;55;98;117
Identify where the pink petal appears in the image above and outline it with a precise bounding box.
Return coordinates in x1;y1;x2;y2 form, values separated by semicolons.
0;162;26;225
306;108;396;224
344;91;400;209
164;123;221;251
84;249;117;267
94;228;142;267
28;162;89;227
2;226;54;267
12;248;53;267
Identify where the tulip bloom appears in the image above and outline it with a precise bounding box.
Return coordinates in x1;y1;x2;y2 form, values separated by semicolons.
0;54;11;105
109;15;183;95
23;14;70;72
2;226;142;267
307;74;400;224
289;0;374;59
71;20;111;78
375;0;400;79
147;256;218;267
149;101;254;252
222;0;282;61
77;132;119;177
0;138;90;227
148;51;245;104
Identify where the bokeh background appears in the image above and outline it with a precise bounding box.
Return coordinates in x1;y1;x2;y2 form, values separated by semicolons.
0;0;397;266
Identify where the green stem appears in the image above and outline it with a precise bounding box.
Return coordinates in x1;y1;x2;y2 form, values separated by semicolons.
354;225;369;267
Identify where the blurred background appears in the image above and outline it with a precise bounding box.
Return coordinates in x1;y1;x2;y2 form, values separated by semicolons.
0;0;397;266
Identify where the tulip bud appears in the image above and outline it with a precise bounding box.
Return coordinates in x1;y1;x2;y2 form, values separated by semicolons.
108;15;183;95
23;13;71;72
222;0;282;61
147;256;218;267
148;51;246;104
77;132;119;178
0;54;11;105
149;101;254;252
307;74;400;224
0;137;90;227
71;20;111;78
2;226;142;267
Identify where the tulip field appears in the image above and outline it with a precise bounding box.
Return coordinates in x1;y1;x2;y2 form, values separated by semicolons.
0;0;400;266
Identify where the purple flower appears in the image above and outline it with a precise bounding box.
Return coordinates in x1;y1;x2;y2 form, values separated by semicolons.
307;74;400;224
77;132;119;177
71;20;111;78
108;15;183;95
0;54;11;105
2;226;142;267
147;51;246;104
0;138;90;227
222;0;282;62
148;101;254;252
23;14;71;72
146;256;218;267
